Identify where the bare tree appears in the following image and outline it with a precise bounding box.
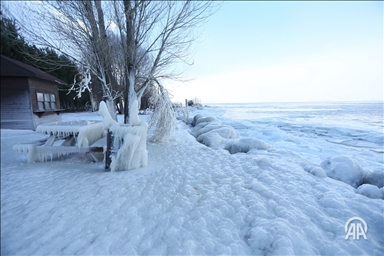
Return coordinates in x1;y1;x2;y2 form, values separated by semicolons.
3;0;218;139
112;0;218;139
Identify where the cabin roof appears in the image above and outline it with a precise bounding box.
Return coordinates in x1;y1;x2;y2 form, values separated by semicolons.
0;54;66;85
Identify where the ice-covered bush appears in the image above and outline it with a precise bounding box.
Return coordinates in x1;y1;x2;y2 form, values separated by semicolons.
356;184;383;199
148;89;175;142
320;156;364;188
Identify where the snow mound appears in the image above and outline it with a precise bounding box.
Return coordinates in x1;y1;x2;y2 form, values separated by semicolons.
303;165;327;178
356;184;383;199
363;168;384;188
225;138;272;154
320;156;364;188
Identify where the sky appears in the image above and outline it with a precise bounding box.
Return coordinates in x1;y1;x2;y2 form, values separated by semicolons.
2;1;382;104
167;1;383;104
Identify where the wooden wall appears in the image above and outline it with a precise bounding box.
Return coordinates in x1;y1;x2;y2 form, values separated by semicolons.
29;78;61;111
0;77;34;130
1;77;62;130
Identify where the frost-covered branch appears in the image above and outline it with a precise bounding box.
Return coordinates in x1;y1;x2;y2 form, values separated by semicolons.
148;79;176;142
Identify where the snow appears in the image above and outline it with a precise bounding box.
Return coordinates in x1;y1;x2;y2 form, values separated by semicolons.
1;102;383;255
356;184;383;199
320;156;365;188
363;168;384;188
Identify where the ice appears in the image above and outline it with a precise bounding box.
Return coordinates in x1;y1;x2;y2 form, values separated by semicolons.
109;123;148;171
225;138;272;154
303;165;327;178
320;156;364;188
191;114;239;148
356;184;383;199
1;103;383;255
363;168;384;188
98;100;148;171
98;101;119;130
129;100;141;126
77;122;104;148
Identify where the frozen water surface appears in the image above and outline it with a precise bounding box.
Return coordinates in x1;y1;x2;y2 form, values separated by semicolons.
1;102;383;255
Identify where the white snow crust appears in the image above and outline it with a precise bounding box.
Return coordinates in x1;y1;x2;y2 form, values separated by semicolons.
356;184;383;199
2;102;383;255
320;156;364;188
363;168;384;188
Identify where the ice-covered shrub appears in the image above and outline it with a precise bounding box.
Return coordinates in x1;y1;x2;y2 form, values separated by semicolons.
363;168;384;188
320;156;364;188
148;89;176;142
225;138;272;154
356;184;383;199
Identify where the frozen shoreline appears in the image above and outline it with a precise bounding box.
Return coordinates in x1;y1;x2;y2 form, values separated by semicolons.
1;107;383;255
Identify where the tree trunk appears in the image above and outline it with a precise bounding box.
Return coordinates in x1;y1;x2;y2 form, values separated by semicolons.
123;0;136;124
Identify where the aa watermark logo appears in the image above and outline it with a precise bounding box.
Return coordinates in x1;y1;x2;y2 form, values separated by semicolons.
345;217;368;240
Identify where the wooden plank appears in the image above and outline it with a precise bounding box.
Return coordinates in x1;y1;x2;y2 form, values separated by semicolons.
44;135;56;146
105;129;113;170
85;152;99;163
32;145;104;154
61;136;75;146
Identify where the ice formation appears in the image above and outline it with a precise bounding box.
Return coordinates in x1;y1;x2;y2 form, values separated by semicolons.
356;184;383;199
99;100;148;171
363;168;384;188
320;156;364;188
14;121;104;162
191;114;273;154
98;101;119;130
109;123;148;171
225;138;272;154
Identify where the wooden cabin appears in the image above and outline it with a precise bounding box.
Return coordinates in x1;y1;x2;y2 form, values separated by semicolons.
1;55;65;130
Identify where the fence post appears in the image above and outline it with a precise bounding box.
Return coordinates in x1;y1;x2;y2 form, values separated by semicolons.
185;99;189;123
105;129;113;171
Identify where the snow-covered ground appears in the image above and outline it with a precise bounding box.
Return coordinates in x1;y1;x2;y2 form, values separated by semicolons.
1;102;383;255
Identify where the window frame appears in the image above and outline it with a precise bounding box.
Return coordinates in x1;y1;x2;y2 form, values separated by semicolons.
36;92;57;111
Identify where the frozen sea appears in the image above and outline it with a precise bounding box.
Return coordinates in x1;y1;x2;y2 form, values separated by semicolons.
1;101;383;255
201;101;383;170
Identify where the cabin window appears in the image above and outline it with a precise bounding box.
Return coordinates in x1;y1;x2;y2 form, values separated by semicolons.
37;92;57;110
